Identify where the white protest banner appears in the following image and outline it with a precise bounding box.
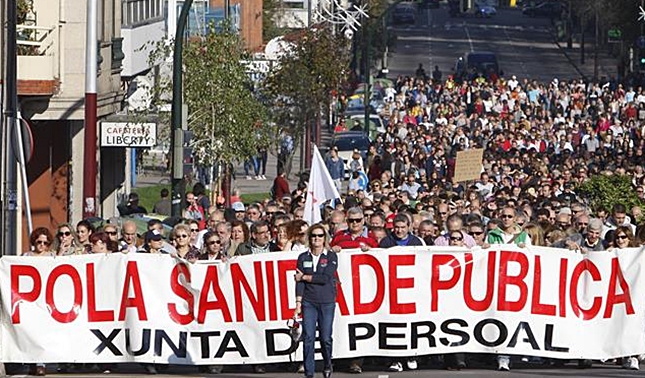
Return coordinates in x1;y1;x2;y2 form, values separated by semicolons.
2;246;644;364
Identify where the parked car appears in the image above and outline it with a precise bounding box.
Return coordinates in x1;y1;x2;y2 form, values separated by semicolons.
329;131;371;179
392;3;417;24
473;1;496;17
522;1;563;17
454;51;500;81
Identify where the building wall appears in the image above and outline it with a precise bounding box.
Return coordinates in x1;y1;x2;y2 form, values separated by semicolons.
209;0;263;51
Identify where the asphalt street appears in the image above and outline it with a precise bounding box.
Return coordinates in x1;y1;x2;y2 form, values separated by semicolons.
387;5;583;82
6;360;645;377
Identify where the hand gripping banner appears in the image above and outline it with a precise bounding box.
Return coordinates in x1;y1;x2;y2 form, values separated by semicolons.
1;245;644;364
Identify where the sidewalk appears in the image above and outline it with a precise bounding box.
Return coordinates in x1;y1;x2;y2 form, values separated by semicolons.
134;150;302;198
552;36;618;81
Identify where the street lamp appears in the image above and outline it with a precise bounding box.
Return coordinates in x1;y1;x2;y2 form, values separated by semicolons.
170;0;194;217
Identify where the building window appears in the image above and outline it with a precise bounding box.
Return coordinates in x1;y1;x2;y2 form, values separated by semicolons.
122;0;164;27
282;0;305;9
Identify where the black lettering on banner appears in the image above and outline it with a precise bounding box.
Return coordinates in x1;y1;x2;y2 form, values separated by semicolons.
507;321;539;350
125;328;150;356
379;322;407;350
473;319;507;347
154;330;187;358
265;329;297;356
411;321;437;348
190;331;221;359
439;319;470;347
215;331;249;358
91;329;123;356
348;323;375;351
544;324;569;353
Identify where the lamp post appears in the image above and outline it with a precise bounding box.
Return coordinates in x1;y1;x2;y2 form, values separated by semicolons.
3;0;18;256
170;0;194;217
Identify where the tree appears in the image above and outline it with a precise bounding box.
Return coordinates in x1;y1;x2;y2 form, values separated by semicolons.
577;174;643;215
263;26;351;175
144;25;269;201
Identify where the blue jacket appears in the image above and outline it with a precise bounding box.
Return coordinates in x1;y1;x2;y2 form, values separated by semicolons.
296;250;338;304
379;233;424;248
325;157;345;180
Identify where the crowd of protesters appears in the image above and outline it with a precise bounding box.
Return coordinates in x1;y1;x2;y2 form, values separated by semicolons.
21;68;645;375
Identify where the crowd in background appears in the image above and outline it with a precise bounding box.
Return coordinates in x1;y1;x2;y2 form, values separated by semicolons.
22;69;645;375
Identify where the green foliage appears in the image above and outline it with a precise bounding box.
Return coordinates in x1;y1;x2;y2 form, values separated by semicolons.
142;25;269;167
17;0;32;24
577;174;643;213
263;25;350;142
183;28;269;165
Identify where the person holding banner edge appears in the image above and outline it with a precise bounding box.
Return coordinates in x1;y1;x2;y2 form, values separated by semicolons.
293;223;339;378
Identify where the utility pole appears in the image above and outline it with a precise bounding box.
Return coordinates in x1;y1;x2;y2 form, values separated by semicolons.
363;17;370;137
3;0;18;256
83;0;98;219
170;0;194;217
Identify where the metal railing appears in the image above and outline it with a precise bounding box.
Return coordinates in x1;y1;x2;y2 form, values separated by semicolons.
16;24;57;55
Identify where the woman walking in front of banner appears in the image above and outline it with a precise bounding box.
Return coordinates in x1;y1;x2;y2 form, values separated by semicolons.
293;223;338;378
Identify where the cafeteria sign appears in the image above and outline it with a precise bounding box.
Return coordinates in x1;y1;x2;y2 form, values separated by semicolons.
101;122;156;147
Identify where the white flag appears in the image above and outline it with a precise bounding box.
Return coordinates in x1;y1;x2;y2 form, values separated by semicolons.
304;144;341;225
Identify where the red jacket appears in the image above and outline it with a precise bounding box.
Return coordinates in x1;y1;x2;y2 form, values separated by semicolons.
331;229;378;249
273;175;290;200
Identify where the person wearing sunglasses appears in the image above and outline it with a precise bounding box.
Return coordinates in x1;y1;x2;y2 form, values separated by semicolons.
613;226;636;250
53;223;84;256
171;224;199;262
331;207;378;254
293;224;338;378
25;227;55;257
199;232;227;261
467;222;488;247
486;207;531;372
103;224;120;244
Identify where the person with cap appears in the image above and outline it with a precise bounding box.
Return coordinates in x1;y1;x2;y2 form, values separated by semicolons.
138;229;168;254
231;201;246;221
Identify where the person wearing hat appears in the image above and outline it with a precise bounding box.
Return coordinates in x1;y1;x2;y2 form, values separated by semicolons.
138;229;168;254
231;201;246;221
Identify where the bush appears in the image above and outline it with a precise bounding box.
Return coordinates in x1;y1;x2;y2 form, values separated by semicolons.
577;174;643;214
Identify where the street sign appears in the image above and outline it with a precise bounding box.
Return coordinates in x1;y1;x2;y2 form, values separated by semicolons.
608;28;622;43
100;122;156;147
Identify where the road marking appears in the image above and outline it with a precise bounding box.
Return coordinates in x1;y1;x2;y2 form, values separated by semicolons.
503;27;528;77
464;25;474;52
378;375;389;378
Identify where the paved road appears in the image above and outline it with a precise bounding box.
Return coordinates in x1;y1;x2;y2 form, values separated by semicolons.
6;360;645;377
387;5;597;82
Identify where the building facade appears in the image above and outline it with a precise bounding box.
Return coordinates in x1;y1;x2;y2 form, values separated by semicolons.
2;0;164;248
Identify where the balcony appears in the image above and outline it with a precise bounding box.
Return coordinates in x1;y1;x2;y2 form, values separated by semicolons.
17;24;59;96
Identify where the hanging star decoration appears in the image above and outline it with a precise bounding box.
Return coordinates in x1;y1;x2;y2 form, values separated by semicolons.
639;5;645;22
316;0;370;31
